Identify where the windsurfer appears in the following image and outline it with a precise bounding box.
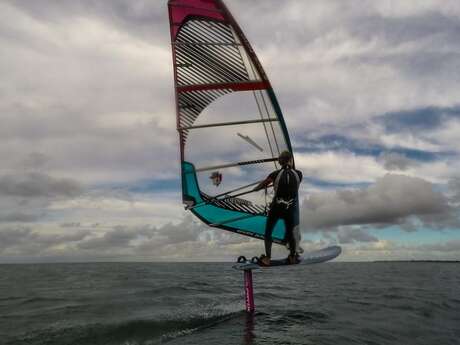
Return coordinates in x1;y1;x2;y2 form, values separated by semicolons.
253;151;303;266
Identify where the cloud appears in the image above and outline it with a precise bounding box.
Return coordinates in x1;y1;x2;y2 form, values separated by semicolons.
0;215;458;262
60;222;81;228
377;107;460;143
343;238;460;261
296;151;385;184
76;217;205;253
77;225;151;250
301;174;451;230
0;1;176;186
337;228;379;244
47;191;183;227
0;226;89;255
447;177;460;204
0;212;40;223
0;172;84;223
378;152;417;171
0;216;256;261
0;172;83;198
0;227;33;250
419;239;460;253
20;152;50;171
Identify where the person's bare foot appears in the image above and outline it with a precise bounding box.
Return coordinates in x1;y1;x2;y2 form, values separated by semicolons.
259;255;271;266
288;254;300;265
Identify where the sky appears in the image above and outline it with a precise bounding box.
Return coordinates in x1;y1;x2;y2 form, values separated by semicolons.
1;0;460;263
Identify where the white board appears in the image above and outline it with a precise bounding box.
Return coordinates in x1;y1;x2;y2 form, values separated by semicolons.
233;245;342;270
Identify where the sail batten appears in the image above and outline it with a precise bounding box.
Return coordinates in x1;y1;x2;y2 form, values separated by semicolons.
194;157;278;173
174;42;243;47
178;118;278;131
177;81;268;93
169;0;296;243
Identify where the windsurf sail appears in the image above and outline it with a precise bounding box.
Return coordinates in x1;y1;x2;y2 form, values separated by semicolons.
168;0;297;244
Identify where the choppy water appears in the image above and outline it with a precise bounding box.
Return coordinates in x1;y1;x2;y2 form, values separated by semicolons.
0;262;459;345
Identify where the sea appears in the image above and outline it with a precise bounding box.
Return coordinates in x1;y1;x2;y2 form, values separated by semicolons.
0;262;459;345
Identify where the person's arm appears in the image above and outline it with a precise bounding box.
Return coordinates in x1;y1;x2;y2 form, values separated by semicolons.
253;176;274;191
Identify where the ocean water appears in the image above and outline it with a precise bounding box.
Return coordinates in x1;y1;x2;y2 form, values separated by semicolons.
0;262;459;345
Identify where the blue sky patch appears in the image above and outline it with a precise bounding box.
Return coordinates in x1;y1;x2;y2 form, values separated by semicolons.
368;226;460;246
93;178;181;194
127;178;181;193
294;134;451;162
378;105;460;133
303;176;370;189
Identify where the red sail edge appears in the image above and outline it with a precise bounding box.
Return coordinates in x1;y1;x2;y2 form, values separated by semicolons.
168;0;226;40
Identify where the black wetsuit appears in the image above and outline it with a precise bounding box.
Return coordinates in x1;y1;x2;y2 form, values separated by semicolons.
265;166;302;258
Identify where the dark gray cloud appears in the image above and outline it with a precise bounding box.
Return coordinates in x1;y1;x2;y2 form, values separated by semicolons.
301;174;451;230
20;152;49;171
349;12;460;42
77;225;148;250
0;212;40;223
448;178;460;203
0;227;33;250
0;172;83;198
0;217;457;262
337;228;379;244
378;106;460;134
0;172;84;224
60;222;81;228
0;217;257;261
0;226;88;255
156;217;203;244
76;216;203;254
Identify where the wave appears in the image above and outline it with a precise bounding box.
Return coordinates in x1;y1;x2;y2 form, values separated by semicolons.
0;296;69;308
7;310;243;345
136;282;233;297
19;297;69;305
263;309;330;326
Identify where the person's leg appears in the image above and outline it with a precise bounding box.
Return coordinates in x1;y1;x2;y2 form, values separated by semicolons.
283;210;297;257
264;208;279;258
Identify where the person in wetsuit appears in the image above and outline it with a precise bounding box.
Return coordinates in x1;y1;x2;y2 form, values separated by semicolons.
253;150;303;266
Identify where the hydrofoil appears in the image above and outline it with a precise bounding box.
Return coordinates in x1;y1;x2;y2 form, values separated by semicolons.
232;246;341;313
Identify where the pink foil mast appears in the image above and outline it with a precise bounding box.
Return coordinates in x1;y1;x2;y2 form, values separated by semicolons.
244;269;255;313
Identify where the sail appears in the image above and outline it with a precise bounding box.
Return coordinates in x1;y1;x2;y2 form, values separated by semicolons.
168;0;297;244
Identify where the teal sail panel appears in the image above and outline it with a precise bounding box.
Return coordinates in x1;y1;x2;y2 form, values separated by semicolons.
182;161;286;242
169;0;298;244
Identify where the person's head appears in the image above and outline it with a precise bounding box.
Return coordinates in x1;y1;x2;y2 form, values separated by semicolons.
278;150;293;167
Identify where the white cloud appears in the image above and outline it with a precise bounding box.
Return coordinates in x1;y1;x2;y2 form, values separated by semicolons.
296;151;385;184
301;174;451;230
378;152;417;171
341;238;460;261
